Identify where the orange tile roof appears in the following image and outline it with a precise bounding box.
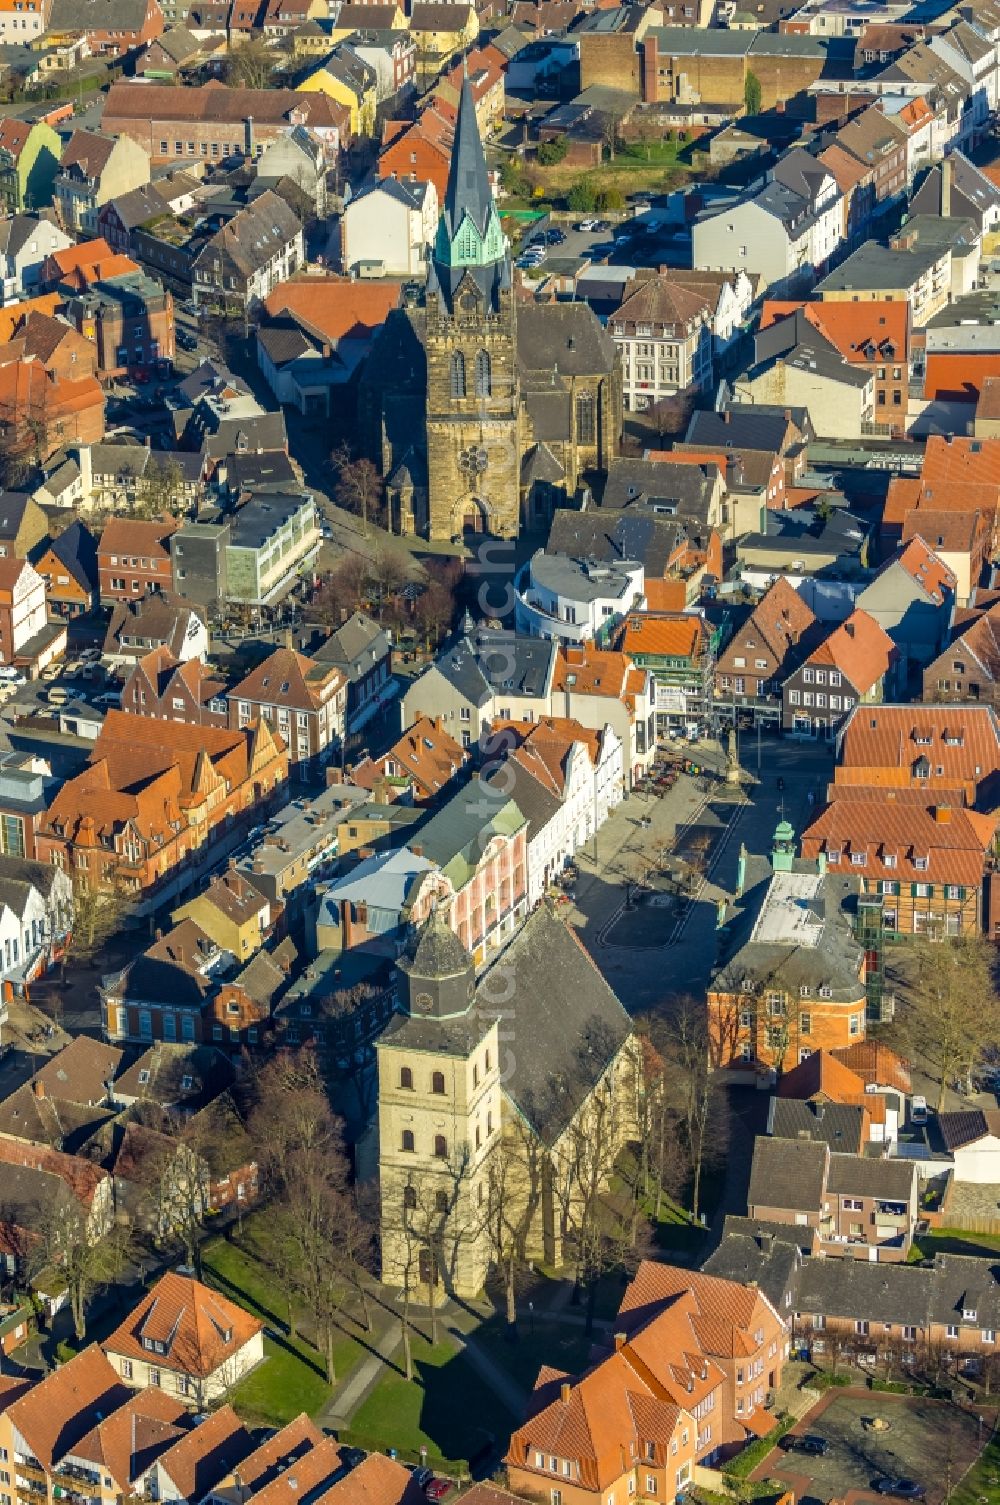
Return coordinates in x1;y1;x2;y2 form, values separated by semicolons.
643;577;687;612
99;516;178;559
922;434;1000;491
492;715;605;798
6;1346;129;1469
70;1389;188;1487
61;254;142;291
976;374;1000;419
235;1415;326;1492
807;608;895;693
0;295;61;345
250;1435;344;1505
553;645;634;700
902;508;983;554
834;704;1000;794
749;576;817;658
508;1326;695;1492
104;1272;262;1380
264;277;401;344
787;299;909;364
230;646;344;714
831;1039;911;1094
890;535;956;603
316;1451;425;1505
925;352;1000;402
46;238;114;277
818;141;874;193
777;1048;872;1103
621;612;704;660
619;1261;773;1351
802;795;997;887
153;1404;252;1499
360;714;468;797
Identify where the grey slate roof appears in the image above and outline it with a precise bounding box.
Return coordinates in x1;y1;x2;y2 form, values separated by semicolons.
485;902;633;1144
546;509;691;574
601;458;719;525
48;520;98;595
484;758;561;843
408;777;524;872
769;1096;865;1152
826;1152;915;1201
747;1135;828;1211
428;625;557;708
713;866;866;1002
687;406;812;452
313;611;390;682
518;300;617;380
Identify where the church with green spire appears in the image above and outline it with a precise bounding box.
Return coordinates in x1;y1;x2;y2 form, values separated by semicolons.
359;78;622;541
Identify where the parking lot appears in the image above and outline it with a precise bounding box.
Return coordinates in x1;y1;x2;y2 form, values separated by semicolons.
755;1391;987;1504
514;209;690;278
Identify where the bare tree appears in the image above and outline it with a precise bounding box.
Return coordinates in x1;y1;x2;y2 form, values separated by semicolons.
61;876;130;976
901;935;993;1110
30;1189;134;1342
331;444;384;535
660;998;725;1224
482;1116;545;1326
224;37;278;89
133;456;186;521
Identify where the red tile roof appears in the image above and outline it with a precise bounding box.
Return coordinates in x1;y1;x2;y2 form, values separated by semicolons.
104;1272;262;1380
890;535;956;603
803;794;997;887
806;608;896;694
6;1347;129;1469
836;704;1000;798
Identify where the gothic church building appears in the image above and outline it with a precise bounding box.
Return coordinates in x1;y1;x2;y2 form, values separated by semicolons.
359;80;622;542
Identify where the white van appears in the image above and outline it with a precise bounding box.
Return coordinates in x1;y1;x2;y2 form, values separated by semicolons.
911;1094;928;1125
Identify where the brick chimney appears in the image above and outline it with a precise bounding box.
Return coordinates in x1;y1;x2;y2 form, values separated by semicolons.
935;805;952;823
32;1077;45;1099
560;1382;571;1403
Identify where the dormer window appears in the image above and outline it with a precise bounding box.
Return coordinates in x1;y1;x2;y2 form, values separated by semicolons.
963;1307;977;1321
851;852;867;866
138;1069;150;1085
827;849;841;864
913;855;929;871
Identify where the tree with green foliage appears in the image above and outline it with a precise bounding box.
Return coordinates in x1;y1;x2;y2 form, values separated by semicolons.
567;180;598;212
499;156;528;195
536;134;569;166
744;69;762;116
596;187;624;212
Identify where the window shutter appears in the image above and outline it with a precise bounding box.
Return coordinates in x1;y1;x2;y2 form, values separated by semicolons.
958;886;966;901
910;883;919;898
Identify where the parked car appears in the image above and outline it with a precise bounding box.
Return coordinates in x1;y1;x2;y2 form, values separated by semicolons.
546;227;566;244
177;330;198;352
575;218;598;231
911;1095;928;1125
424;1480;453;1502
410;1469;433;1489
782;1435;829;1456
873;1481;926;1499
0;667;24;684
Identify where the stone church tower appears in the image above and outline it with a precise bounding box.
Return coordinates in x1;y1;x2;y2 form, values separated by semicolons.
424;78;520;542
376;906;503;1297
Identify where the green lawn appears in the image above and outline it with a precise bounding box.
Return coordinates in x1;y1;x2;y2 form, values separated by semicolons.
344;1332;516;1471
910;1228;1000;1261
949;1419;1000;1503
200;1236;364;1427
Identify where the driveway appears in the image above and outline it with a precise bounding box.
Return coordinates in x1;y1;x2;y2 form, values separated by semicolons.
755;1390;987;1505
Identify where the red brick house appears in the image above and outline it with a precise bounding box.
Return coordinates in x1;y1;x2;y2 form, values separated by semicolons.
98;516;178;605
122;647;229;727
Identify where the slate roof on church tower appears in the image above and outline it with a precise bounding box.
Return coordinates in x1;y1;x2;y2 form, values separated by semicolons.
442;76;494;242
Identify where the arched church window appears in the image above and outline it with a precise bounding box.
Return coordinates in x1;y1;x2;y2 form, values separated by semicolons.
576;392;596;445
432;1070;446;1095
450;351;466;398
474;349;491;397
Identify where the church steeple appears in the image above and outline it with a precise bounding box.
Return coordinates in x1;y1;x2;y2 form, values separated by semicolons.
430;76;509;309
